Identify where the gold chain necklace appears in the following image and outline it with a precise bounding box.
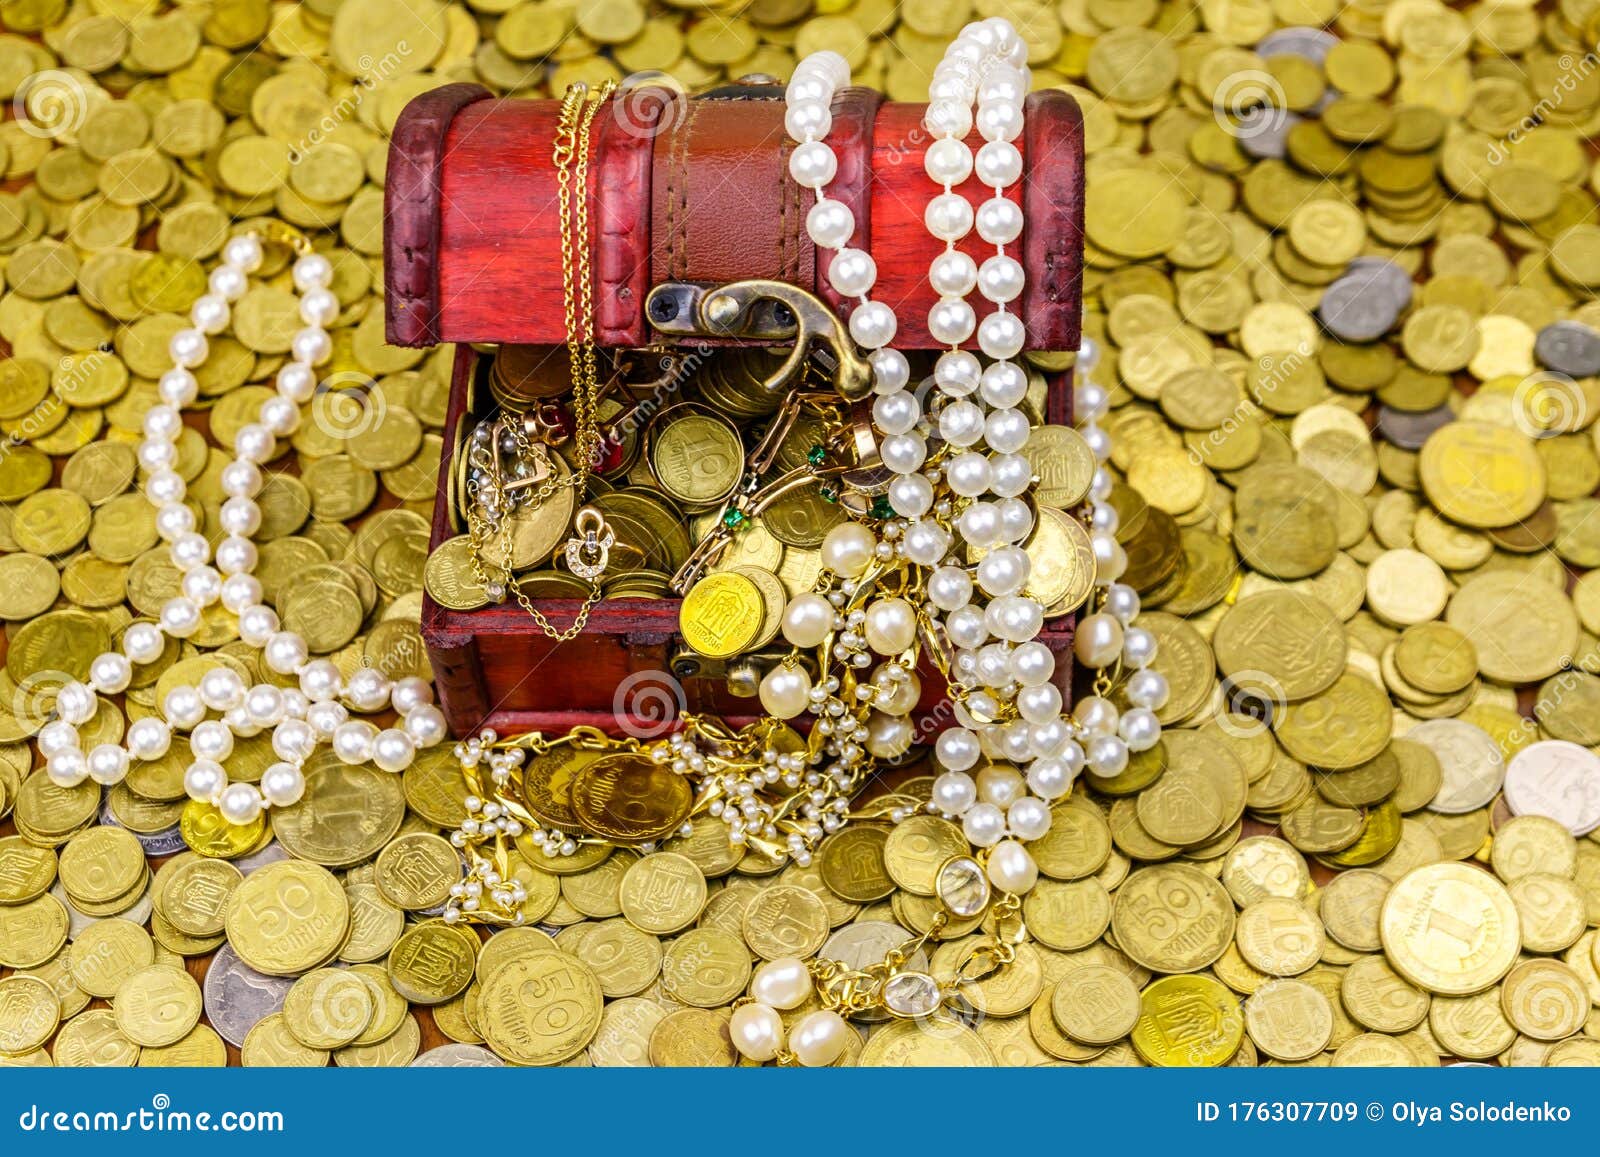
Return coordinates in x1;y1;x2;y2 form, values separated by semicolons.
466;81;615;642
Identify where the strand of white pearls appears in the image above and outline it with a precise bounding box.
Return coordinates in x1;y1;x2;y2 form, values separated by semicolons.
781;19;1164;899
35;234;448;824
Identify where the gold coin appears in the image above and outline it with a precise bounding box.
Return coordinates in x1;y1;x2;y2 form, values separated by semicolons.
857;1015;996;1067
1130;974;1244;1066
1379;862;1520;996
1499;958;1590;1041
479;950;602;1066
1234;897;1324;976
240;1012;328;1068
816;825;894;902
882;814;967;895
112;964;201;1048
281;968;375;1049
1111;864;1234;973
659;928;750;1008
1243;978;1333;1062
374;832;461;910
647;1007;739;1067
741;883;830;961
1419;421;1545;529
570;753;695;844
387;921;477;1005
678;571;765;660
1049;963;1140;1046
225;860;350;977
617;852;706;935
1274;672;1392;770
0;975;60;1057
0;894;70;969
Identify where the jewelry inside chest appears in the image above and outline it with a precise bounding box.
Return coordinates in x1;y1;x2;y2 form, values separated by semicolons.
384;83;1087;738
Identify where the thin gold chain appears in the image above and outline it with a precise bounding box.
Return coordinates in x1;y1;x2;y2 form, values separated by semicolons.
464;82;613;642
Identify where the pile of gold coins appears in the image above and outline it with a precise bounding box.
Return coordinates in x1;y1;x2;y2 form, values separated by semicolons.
4;0;1600;1067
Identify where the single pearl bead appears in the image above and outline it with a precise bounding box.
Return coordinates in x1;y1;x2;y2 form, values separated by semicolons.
37;721;78;761
1031;717;1072;758
159;368;198;406
1026;756;1073;799
785;94;832;141
372;728;416;773
1017;683;1062;724
1120;706;1162;751
872;390;920;435
182;566;222;606
245;685;286;727
170;532;210;571
901;520;949;565
820;523;876;578
936;726;982;772
976;195;1023;243
864;598;917;654
928;297;976;345
1008;796;1051;840
391;676;434;714
154;502;194;541
86;743;129;785
977;254;1025;304
987;839;1038;893
298;287;339;327
345;667;392;712
976;544;1028;597
220;460;262;498
975;140;1022;187
980;360;1028;408
781;592;835;648
932;769;978;813
219;782;263;824
261;762;306;807
404;704;447;748
191;293;229;334
1074;612;1124;668
184;759;225;801
870;347;910;393
976;99;1024;143
789;1010;850;1067
888;473;934;518
929;250;978;297
293;251;333;290
126;717;171;760
924;192;974;241
976;763;1025;808
863;711;913;758
1087;735;1129;776
789;139;838;188
759;665;811;719
934;349;981;397
927;565;973;612
169;328;208;367
290;327;331;365
1123;626;1158;668
805;198;854;248
258;396;299;436
962;801;1005;847
979;409;1030;454
233;423;276;463
785;73;831;106
264;631;307;675
923;136;973;185
989;452;1032;497
827;247;876;297
729;1003;785;1062
1126;668;1169;710
751;958;813;1010
239;605;279;646
89;653;132;694
220;573;262;614
997;496;1034;542
47;749;89;787
946;605;988;650
978;311;1025;359
307;701;348;737
163;686;205;728
277;362;315;403
223;234;263;271
847;301;896;349
879;432;928;474
1073;695;1119;737
190;719;234;761
922;99;972;139
987;594;1043;642
956;501;1001;549
332;720;377;764
273;718;317;762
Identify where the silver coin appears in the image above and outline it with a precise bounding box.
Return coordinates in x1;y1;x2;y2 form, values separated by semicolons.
1503;739;1600;836
1237;109;1297;160
411;1043;504;1067
1256;26;1338;63
204;941;294;1047
1319;276;1398;342
1376;404;1454;450
234;841;290;875
820;920;930;1023
1535;321;1600;378
1346;257;1414;310
1406;718;1506;815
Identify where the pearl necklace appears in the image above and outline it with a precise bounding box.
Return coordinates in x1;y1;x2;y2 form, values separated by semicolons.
34;233;448;824
783;17;1166;894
